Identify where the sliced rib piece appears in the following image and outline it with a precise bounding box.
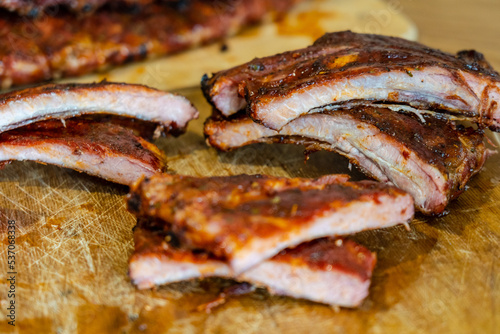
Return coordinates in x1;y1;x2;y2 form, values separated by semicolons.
1;0;155;16
205;107;490;215
0;82;198;133
0;118;167;185
202;31;500;131
130;219;376;307
127;173;413;273
240;237;376;307
0;0;303;88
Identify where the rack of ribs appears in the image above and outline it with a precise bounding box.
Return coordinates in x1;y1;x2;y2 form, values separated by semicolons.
202;31;496;215
0;0;304;88
0;0;158;16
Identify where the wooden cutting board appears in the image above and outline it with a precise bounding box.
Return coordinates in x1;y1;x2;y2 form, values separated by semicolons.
1;0;499;333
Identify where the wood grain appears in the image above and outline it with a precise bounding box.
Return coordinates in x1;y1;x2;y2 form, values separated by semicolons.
0;0;499;333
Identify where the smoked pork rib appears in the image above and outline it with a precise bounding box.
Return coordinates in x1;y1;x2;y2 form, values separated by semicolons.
240;237;375;307
0;0;303;88
127;173;413;273
202;31;500;131
0;118;167;185
0;82;198;133
205;107;489;215
129;218;233;289
1;0;155;16
130;220;376;307
0;0;155;16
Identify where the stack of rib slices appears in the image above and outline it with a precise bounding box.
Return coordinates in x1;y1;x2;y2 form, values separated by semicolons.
203;31;498;215
127;173;415;308
0;81;198;186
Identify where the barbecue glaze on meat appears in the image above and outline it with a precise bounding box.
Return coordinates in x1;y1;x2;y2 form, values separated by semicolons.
0;81;198;133
130;218;376;307
127;173;413;273
0;0;303;88
240;237;376;307
0;118;167;185
202;31;500;131
205;107;489;215
0;0;155;16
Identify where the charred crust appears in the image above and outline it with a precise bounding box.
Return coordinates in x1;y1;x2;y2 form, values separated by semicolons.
201;73;217;108
127;192;143;214
456;50;499;76
1;0;302;88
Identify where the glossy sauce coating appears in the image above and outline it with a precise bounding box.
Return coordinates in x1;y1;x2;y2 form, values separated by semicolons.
127;173;410;258
273;237;376;280
0;0;304;88
1;0;155;16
